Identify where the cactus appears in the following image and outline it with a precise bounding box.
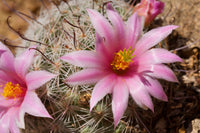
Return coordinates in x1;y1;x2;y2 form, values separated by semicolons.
18;0;162;132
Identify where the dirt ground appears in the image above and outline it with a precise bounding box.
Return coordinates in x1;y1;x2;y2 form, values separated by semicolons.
0;0;199;133
150;0;200;132
0;0;43;40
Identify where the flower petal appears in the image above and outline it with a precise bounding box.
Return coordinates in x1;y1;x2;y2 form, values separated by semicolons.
90;74;116;111
0;97;21;108
17;110;25;129
126;12;144;48
0;107;20;133
0;49;6;56
107;3;125;50
151;65;178;82
0;42;15;72
95;32;107;54
0;70;23;86
137;64;178;82
151;0;165;19
10;116;20;133
95;33;112;63
0;126;9;133
136;48;183;65
21;91;52;118
112;79;129;127
134;0;149;16
26;70;56;90
0;70;15;84
65;68;107;85
126;76;154;111
15;45;37;80
0;111;10;133
60;50;102;68
87;9;114;45
152;64;178;82
107;3;125;35
134;25;178;56
145;77;168;101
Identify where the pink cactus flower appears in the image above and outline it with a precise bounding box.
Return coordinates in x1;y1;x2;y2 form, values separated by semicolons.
134;0;164;25
0;42;56;133
61;4;182;127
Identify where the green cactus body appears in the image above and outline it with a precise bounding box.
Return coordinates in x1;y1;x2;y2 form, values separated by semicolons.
20;0;144;132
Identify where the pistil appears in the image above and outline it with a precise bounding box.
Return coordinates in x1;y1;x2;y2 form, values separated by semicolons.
1;82;24;100
111;47;135;71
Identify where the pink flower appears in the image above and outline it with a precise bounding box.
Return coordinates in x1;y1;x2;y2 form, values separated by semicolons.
0;42;56;133
134;0;164;25
61;4;182;127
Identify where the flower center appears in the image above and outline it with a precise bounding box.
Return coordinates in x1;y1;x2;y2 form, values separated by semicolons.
111;47;135;71
1;82;24;100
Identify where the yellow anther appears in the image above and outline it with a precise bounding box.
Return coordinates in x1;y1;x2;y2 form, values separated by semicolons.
111;47;135;71
1;82;24;100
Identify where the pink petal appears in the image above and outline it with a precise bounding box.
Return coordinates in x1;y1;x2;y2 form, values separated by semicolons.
60;50;103;68
90;74;116;111
21;91;52;118
0;70;15;84
136;48;183;65
95;33;112;63
112;79;129;127
87;9;114;46
0;109;4;117
137;64;178;82
15;45;37;80
10;116;21;133
151;64;178;82
65;68;107;85
134;0;149;16
143;0;165;24
95;32;106;54
107;3;125;49
0;112;10;133
25;70;56;90
0;42;15;72
0;97;21;108
151;0;165;19
0;70;24;86
0;126;9;133
17;110;25;129
126;76;154;111
0;107;20;133
134;25;178;56
126;12;144;48
145;77;168;101
107;3;125;34
0;49;6;56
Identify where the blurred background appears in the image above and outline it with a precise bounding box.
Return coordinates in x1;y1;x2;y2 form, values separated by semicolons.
0;0;50;40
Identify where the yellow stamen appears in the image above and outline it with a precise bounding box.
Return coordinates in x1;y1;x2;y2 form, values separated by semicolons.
1;82;24;100
111;47;135;71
